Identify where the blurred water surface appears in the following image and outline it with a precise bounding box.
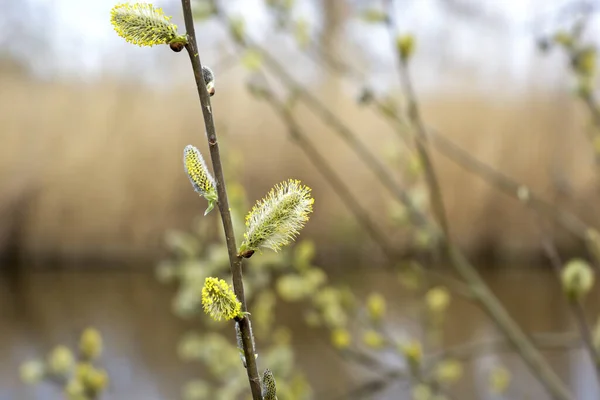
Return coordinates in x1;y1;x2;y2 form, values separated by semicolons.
2;265;599;400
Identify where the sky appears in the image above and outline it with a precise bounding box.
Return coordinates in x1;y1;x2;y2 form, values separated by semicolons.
6;0;600;94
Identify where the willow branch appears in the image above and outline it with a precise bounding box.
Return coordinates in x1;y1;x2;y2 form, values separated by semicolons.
258;83;471;297
384;1;573;399
300;19;591;241
180;1;261;398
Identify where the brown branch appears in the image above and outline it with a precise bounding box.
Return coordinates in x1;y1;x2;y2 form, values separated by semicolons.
180;1;261;398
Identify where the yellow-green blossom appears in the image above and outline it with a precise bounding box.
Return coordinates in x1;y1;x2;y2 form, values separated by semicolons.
19;360;45;384
239;179;314;257
362;330;385;349
201;277;242;321
331;328;351;349
79;327;103;361
110;3;186;48
397;34;415;62
183;145;218;215
261;369;278;400
399;340;423;365
561;258;595;301
75;363;109;393
435;359;464;384
366;293;386;321
47;345;74;376
425;286;451;313
489;366;511;394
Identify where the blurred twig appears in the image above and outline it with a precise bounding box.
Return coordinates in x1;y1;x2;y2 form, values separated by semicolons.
255;77;472;297
425;332;581;367
300;16;592;241
383;1;573;398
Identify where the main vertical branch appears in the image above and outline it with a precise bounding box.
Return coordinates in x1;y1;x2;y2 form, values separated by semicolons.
180;1;262;398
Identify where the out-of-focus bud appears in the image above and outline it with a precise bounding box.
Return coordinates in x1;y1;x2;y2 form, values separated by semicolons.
362;330;385;349
561;258;594;301
553;31;574;48
399;339;423;367
19;360;45;384
489;366;511;394
79;327;103;361
331;328;351;349
48;346;74;376
426;286;451;314
435;359;464;384
396;34;415;63
366;293;386;321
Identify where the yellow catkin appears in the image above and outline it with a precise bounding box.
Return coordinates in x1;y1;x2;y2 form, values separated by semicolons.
201;277;242;321
111;3;179;47
240;179;314;255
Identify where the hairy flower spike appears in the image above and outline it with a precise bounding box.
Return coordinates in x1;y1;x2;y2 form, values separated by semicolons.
110;3;186;48
201;277;243;321
183;145;218;215
261;369;278;400
239;179;314;257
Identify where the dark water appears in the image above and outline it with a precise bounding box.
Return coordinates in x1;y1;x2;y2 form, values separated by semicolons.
1;265;599;400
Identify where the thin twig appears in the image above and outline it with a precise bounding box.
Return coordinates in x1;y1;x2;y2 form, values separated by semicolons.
180;1;262;398
299;19;591;241
425;332;581;367
211;14;429;232
258;83;472;297
383;1;573;399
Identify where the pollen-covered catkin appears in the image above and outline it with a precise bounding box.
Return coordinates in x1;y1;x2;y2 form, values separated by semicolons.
239;179;314;256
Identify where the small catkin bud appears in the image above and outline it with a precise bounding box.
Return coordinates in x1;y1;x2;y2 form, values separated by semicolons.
435;359;464;384
64;379;86;399
362;330;385;349
110;3;186;48
202;66;216;96
331;328;351;349
366;293;386;321
261;369;278;400
553;31;574;48
426;286;451;314
400;340;423;366
573;47;597;78
47;346;74;376
19;360;45;384
79;327;103;361
201;277;243;321
489;366;511;394
239;179;314;257
83;367;109;393
396;34;415;62
262;368;277;400
561;258;595;301
183;145;218;216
